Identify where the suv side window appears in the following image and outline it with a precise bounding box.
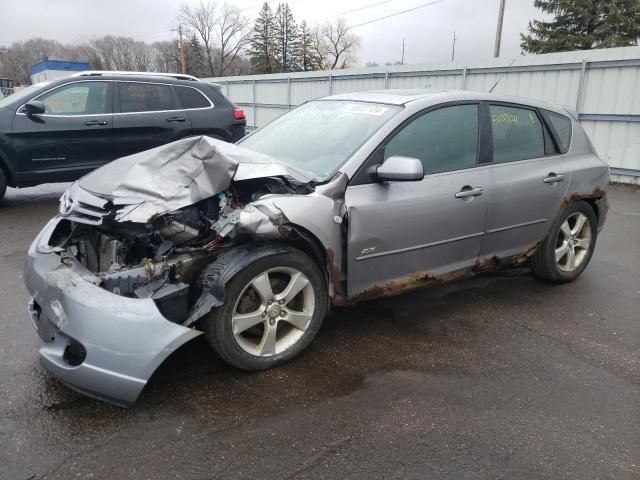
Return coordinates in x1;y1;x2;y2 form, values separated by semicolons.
38;81;109;115
541;110;572;153
384;104;479;174
118;82;177;113
175;86;211;109
490;105;544;162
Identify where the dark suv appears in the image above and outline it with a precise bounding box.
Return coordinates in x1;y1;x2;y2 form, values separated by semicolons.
0;71;246;201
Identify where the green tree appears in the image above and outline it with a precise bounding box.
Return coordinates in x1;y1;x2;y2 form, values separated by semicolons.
274;3;300;72
521;0;640;54
249;2;278;74
298;21;321;71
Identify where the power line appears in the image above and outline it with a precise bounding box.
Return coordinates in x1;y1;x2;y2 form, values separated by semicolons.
349;0;445;29
311;0;397;23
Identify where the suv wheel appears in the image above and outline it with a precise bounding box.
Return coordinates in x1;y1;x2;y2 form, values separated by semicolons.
0;168;7;202
202;249;328;371
529;200;598;283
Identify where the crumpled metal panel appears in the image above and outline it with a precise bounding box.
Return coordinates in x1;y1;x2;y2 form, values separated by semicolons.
78;136;314;223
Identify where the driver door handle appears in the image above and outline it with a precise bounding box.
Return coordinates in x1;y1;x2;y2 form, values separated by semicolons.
455;186;483;199
84;120;108;126
166;116;186;123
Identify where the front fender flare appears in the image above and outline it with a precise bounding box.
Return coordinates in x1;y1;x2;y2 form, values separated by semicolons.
185;243;292;325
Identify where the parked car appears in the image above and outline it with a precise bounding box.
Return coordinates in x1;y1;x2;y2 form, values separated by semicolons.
0;71;246;201
25;89;609;406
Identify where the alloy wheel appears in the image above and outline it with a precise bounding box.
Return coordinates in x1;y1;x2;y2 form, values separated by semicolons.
231;267;315;357
555;212;592;272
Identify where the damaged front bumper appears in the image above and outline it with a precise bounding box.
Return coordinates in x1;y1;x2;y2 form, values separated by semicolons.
24;218;202;406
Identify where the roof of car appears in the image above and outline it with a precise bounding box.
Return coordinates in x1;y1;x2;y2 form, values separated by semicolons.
322;89;574;116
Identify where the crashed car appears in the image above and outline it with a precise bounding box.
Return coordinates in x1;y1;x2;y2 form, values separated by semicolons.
25;90;609;406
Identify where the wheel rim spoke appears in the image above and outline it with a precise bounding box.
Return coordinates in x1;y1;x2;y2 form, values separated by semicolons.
250;272;274;303
571;214;586;236
574;237;590;250
257;323;278;356
275;272;309;305
281;310;313;331
232;311;265;335
555;242;569;262
560;220;572;239
566;248;577;270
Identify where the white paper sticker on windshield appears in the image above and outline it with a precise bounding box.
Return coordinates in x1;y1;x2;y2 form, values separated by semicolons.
345;104;389;116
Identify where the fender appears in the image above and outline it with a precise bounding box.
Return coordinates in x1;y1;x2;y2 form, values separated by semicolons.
184;243;292;325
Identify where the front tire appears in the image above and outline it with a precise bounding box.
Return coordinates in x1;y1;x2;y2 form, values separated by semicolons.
529;200;598;283
202;249;328;371
0;168;6;202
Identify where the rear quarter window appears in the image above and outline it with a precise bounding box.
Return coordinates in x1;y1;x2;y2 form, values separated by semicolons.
176;86;211;109
542;110;572;153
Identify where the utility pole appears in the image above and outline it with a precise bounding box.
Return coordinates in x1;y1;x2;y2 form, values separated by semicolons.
178;24;187;74
493;0;506;57
451;31;456;62
401;38;405;65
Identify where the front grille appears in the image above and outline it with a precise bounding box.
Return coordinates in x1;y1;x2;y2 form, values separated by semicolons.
60;183;112;225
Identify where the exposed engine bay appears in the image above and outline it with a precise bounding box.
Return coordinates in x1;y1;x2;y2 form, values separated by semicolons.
48;177;312;324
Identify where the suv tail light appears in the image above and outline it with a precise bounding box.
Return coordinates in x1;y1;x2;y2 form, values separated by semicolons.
234;108;245;120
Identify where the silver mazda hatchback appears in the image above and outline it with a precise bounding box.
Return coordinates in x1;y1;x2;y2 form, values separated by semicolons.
25;89;609;406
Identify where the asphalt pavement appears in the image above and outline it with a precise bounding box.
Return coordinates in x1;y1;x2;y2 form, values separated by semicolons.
0;183;638;480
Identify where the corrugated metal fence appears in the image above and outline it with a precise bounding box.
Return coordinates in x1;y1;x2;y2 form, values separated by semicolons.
208;46;640;184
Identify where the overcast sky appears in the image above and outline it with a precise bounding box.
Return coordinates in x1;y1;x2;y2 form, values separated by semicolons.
0;0;550;66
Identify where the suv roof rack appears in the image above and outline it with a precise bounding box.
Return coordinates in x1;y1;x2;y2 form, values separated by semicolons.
70;70;199;81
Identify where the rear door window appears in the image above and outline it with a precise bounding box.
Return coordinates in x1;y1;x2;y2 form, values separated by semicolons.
384;104;479;174
542;110;572;153
118;82;177;113
490;105;544;162
175;86;211;109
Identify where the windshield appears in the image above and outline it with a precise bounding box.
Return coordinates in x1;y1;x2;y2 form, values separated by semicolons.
239;100;401;182
0;82;52;109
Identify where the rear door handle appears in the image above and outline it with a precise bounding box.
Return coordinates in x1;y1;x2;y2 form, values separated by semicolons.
455;186;483;199
84;120;108;126
166;116;186;123
543;172;565;184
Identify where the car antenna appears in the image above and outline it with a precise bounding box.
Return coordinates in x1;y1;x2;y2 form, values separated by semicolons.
489;58;517;93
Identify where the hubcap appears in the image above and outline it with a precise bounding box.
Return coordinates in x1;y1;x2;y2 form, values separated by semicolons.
555;212;592;272
232;267;315;357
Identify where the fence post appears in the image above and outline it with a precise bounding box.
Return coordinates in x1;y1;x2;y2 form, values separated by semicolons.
384;70;389;89
287;76;291;109
328;74;333;95
226;81;230;97
461;66;467;90
252;79;257;128
576;58;588;112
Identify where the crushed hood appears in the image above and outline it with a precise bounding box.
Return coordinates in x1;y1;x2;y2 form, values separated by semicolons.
77;136;314;223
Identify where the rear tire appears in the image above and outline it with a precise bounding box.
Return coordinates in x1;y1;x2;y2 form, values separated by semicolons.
529;200;598;283
202;248;328;371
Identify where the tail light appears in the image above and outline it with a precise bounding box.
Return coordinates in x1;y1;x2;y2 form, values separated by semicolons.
234;108;245;120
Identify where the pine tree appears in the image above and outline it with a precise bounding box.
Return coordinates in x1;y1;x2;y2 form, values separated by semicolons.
521;0;640;54
274;3;301;72
249;2;277;74
298;21;320;71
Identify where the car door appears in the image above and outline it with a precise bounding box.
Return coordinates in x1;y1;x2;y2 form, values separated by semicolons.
112;81;192;158
479;103;570;260
345;103;491;299
10;80;114;180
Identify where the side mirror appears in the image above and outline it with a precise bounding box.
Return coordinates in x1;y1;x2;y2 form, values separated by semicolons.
376;156;424;182
23;100;45;116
